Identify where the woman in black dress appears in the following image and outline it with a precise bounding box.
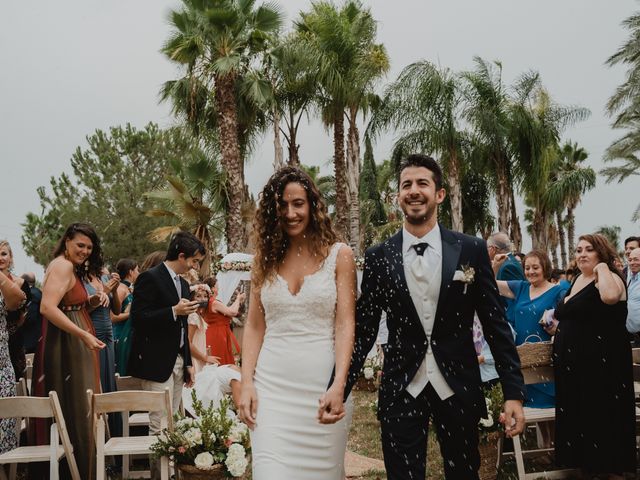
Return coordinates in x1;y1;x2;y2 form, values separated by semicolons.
553;233;635;478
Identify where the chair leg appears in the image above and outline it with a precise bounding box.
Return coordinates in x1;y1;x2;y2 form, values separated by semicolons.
0;465;8;480
161;455;169;480
7;464;16;480
512;434;526;479
50;423;60;480
96;418;105;480
51;458;59;480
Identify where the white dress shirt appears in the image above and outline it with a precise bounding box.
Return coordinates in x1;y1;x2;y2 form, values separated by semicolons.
402;225;454;400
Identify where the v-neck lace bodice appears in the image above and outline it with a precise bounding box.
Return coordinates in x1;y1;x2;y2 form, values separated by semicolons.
260;243;343;341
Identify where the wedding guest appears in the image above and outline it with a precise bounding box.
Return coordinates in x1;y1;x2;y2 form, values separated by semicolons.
33;223;106;479
487;232;525;280
0;269;26;454
188;283;220;373
112;258;139;375
20;272;42;354
85;266;121;436
0;240;31;379
553;234;635;476
623;236;640;280
140;250;166;272
203;277;244;366
494;250;567;409
625;247;640;334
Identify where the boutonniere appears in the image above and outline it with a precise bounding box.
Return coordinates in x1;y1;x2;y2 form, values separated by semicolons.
453;264;475;294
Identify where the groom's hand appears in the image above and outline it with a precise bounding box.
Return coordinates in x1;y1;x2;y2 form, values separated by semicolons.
502;399;525;437
317;386;346;424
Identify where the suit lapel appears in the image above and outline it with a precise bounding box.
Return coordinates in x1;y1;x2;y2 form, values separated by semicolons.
383;230;411;300
436;226;462;321
155;263;180;304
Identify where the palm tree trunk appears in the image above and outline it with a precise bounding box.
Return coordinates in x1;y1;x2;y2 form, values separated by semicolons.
566;205;576;258
448;148;463;232
495;158;511;235
287;109;300;166
509;186;522;251
273;108;284;170
215;72;246;252
333;114;349;241
531;211;545;251
346;109;361;255
556;210;567;269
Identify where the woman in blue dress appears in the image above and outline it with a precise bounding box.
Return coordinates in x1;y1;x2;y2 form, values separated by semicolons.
493;250;568;408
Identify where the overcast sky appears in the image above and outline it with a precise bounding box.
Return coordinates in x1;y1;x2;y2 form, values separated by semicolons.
2;0;639;278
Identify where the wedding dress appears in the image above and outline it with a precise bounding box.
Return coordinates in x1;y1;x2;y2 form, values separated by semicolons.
250;243;353;479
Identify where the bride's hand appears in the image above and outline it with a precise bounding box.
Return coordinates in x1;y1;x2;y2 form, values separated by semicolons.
238;382;258;430
317;385;346;424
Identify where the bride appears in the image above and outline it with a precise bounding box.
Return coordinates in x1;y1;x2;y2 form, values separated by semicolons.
239;166;356;479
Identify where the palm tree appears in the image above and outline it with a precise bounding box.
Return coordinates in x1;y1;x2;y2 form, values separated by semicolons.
509;76;590;252
596;225;622;252
162;0;283;252
547;141;596;259
296;1;388;249
301;164;336;209
145;150;227;277
369;60;466;231
460;58;516;241
604;10;640;221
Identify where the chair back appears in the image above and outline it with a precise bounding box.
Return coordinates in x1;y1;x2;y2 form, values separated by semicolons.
87;388;173;429
15;377;27;397
114;374;144;391
0;395;53;420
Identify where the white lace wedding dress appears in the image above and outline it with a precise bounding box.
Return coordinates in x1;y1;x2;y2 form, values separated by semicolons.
250;243;353;479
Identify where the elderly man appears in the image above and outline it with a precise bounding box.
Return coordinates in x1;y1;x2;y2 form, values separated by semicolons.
623;236;640;280
626;247;640;335
487;232;524;281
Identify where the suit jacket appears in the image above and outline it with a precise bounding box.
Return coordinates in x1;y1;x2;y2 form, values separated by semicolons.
347;226;525;419
497;254;525;281
128;263;193;383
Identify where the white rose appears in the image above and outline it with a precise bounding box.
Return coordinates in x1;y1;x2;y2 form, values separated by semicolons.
228;422;249;443
363;367;374;380
225;445;248;477
485;397;492;408
184;427;203;446
210;432;217;443
479;414;494;428
194;452;215;469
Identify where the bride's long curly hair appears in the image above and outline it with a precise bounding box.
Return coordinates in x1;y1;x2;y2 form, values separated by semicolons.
251;166;339;292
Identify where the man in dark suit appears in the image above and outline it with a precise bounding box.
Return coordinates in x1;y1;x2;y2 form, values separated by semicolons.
347;154;526;479
20;272;42;354
129;231;205;468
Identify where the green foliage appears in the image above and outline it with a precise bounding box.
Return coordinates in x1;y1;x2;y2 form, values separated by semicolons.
22;124;199;267
359;138;387;248
596;225;622;252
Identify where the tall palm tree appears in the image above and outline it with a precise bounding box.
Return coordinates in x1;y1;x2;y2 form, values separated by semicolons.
145;150;227;277
162;0;283;251
460;58;516;240
604;10;640;221
369;60;466;231
296;1;388;249
596;225;622;252
547;141;596;259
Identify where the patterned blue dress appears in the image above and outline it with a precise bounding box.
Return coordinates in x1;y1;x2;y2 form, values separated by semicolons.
506;280;568;408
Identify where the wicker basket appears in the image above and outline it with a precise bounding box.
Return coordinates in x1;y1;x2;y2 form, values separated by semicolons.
478;431;501;480
516;335;553;368
354;377;377;392
177;464;226;480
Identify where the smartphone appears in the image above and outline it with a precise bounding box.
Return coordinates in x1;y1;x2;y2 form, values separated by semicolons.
197;300;209;308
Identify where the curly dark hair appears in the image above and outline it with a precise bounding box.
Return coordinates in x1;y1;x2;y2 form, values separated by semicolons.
251;166;339;291
52;223;103;281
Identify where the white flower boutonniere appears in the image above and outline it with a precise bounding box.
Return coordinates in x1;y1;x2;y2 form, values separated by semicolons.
453;264;475;294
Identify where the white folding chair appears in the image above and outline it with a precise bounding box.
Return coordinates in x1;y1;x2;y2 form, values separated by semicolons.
0;391;80;480
87;388;173;480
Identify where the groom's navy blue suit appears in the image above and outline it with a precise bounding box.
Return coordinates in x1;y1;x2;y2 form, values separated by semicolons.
346;226;525;479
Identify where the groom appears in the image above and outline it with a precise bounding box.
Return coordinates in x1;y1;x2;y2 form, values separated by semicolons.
346;154;526;479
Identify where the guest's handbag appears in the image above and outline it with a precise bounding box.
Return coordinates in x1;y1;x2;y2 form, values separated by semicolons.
516;334;553;368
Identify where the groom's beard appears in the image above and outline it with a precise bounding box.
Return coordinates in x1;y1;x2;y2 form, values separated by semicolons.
401;202;437;226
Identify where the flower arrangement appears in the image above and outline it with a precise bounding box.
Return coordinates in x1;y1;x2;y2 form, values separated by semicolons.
361;353;382;381
151;391;250;477
355;256;365;271
453;263;475;294
217;261;252;272
478;383;504;442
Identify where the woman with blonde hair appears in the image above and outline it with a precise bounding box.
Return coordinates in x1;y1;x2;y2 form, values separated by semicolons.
239;166;356;479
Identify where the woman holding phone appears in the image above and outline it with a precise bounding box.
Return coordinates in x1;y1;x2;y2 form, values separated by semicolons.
187;283;220;373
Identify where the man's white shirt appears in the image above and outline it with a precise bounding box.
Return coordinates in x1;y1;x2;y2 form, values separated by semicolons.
402;225;455;399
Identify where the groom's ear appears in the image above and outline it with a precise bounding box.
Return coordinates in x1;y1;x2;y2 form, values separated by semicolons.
436;187;446;205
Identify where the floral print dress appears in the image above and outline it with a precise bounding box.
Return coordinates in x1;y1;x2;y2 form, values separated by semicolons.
0;293;17;453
